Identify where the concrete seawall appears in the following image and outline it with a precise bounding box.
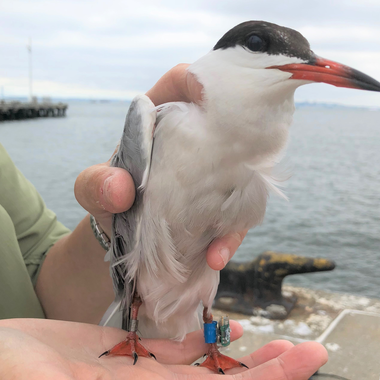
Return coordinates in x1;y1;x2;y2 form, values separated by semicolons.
214;285;380;379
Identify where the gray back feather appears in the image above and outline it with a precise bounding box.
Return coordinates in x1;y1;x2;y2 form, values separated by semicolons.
109;95;156;330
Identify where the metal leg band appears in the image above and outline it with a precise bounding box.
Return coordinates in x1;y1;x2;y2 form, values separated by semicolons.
129;319;139;332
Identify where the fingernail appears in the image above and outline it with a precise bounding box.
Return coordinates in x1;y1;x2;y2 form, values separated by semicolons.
219;248;230;267
102;176;113;206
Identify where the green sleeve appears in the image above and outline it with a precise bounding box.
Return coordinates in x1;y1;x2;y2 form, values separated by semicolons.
0;143;70;319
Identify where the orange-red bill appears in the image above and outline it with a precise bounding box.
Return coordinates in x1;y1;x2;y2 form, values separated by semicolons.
270;56;380;92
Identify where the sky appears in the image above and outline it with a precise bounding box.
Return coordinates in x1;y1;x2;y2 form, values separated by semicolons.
1;0;380;106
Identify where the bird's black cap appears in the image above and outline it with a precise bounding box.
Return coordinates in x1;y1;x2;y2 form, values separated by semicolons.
214;21;315;63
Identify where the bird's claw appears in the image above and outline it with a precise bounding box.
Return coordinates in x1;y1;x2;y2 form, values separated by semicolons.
98;331;155;363
98;350;109;358
197;343;248;374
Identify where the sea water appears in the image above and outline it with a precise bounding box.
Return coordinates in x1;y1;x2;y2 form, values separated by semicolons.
1;101;379;299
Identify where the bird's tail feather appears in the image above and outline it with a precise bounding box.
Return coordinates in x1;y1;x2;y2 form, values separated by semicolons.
99;299;123;328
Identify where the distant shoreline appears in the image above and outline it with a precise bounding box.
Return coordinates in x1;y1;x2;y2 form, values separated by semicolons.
2;97;379;111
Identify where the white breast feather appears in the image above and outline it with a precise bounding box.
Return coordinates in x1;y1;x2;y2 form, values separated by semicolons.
127;100;289;341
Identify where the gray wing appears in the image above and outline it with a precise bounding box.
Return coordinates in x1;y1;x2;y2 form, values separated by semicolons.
107;95;156;330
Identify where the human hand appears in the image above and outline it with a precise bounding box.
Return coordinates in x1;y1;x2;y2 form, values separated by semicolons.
0;318;327;380
74;63;246;270
145;63;203;106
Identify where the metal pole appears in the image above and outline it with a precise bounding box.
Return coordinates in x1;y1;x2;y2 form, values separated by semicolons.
27;37;32;101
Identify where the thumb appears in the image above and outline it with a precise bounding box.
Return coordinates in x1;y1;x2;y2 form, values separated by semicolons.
74;163;135;230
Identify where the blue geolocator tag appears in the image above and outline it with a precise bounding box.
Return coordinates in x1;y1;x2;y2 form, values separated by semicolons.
204;321;217;343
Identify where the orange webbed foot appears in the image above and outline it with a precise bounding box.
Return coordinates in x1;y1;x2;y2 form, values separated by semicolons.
99;331;156;365
196;343;248;374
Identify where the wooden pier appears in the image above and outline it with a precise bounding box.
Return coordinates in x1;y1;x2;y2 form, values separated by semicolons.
0;101;68;121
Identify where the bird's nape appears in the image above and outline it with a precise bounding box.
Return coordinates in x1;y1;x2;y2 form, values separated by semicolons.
270;56;380;92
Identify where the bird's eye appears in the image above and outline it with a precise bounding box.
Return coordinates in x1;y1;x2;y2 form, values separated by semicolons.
245;35;266;52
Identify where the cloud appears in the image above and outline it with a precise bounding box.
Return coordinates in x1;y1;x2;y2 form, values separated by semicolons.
0;76;140;99
0;0;379;105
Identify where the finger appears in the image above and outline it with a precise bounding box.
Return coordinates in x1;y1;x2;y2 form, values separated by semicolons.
145;64;203;106
237;341;328;379
206;230;248;270
184;70;203;104
237;340;294;369
142;320;243;365
74;164;135;216
167;340;294;376
170;341;326;379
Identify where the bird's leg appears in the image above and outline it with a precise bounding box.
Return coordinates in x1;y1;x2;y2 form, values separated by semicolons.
99;293;156;364
197;307;248;374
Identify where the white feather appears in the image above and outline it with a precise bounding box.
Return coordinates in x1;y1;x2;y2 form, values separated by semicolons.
104;45;309;340
99;300;122;328
139;97;157;190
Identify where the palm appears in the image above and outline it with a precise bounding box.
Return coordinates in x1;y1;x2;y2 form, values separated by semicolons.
0;319;326;380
